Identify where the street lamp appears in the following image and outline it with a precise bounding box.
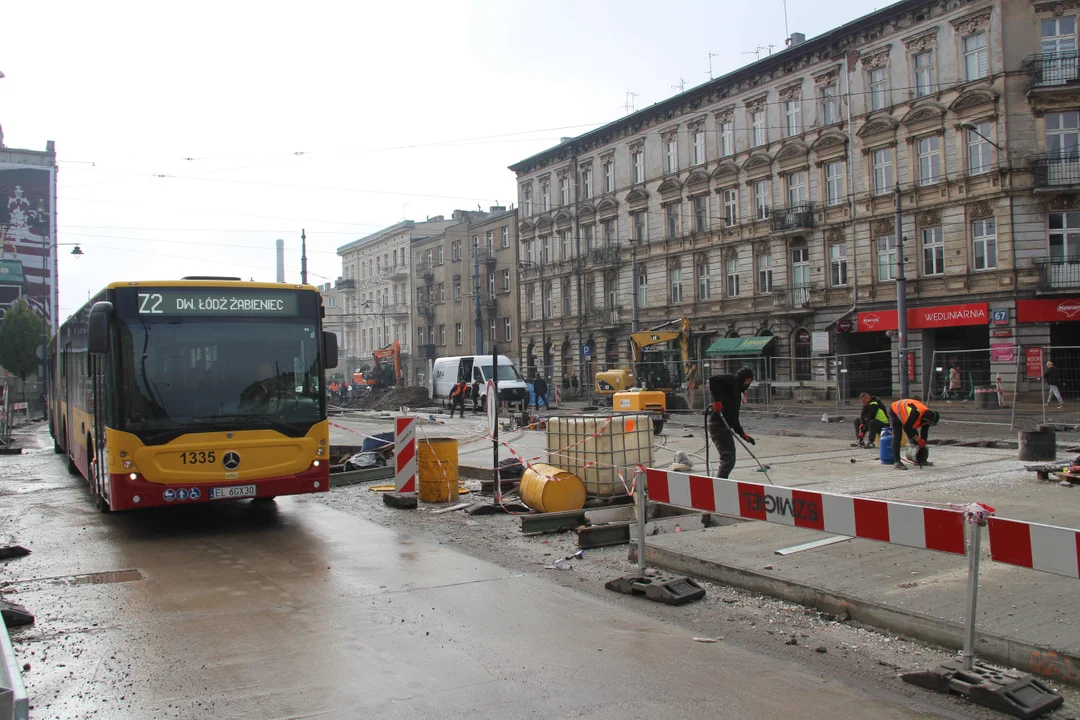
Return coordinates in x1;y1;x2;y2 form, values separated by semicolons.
518;260;547;381
959;120;1005;151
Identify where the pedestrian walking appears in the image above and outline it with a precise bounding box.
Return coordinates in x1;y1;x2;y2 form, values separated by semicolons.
706;367;755;479
471;377;482;414
449;377;469;418
854;392;888;448
888;398;940;470
947;366;962;402
1046;361;1065;408
533;375;548;410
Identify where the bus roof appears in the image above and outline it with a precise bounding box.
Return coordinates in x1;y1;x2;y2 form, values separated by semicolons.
104;280;321;292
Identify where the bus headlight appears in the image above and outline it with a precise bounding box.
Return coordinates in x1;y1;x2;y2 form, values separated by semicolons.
313;460;321;467
123;460;133;469
129;473;138;480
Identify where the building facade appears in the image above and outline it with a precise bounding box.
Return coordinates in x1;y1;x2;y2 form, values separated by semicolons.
509;0;1080;398
411;207;520;380
317;281;350;380
336;217;456;384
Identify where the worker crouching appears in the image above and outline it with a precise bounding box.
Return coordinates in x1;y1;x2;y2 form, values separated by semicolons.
707;367;755;479
888;398;940;470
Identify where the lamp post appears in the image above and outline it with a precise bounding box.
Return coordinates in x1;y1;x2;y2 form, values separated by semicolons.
518;260;547;381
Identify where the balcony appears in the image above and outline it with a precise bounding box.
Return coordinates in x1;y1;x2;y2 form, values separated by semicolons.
416;262;434;281
391;265;409;277
1031;153;1080;188
421;343;437;360
334;277;355;290
479;246;497;265
417;302;436;318
1035;257;1080;290
1025;51;1080;90
770;202;815;233
385;302;410;316
589;246;621;267
591;306;623;328
771;283;819;310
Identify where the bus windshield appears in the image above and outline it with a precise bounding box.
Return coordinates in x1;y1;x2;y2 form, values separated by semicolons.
476;363;523;382
116;317;322;439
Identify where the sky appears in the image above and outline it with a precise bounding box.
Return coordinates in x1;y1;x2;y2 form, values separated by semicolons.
2;0;879;321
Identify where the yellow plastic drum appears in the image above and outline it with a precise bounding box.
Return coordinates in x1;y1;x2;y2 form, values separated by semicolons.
418;438;459;503
518;463;586;513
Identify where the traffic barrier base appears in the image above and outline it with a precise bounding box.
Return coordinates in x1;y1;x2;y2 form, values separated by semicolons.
604;572;705;606
902;660;1062;719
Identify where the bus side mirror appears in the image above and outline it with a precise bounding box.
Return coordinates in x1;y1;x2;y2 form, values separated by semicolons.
323;331;339;369
88;302;114;355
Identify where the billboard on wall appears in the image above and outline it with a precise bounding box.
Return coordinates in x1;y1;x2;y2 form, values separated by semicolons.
0;161;55;327
856;302;989;332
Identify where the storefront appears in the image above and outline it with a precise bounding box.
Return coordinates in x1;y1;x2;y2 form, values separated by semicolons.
1017;297;1080;399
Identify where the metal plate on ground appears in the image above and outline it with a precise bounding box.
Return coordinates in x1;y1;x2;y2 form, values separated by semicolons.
901;659;1062;719
605;573;705;605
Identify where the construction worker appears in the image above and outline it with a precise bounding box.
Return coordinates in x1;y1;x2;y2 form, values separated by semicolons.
533;375;548;410
854;392;888;448
471;376;482;414
449;377;469;418
707;367;755;479
888;398;940;470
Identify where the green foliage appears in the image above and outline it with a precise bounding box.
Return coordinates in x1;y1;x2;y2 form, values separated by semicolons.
0;300;46;381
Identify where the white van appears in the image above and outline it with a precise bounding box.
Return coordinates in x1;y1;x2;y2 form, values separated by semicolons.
429;355;529;410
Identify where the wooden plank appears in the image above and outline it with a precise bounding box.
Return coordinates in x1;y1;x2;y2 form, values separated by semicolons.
775;536;853;556
431;502;471;515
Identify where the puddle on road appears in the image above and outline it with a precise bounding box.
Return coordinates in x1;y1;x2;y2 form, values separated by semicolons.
8;569;145;589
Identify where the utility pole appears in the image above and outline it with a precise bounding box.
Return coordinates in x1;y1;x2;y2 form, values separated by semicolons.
300;229;308;285
473;236;483;354
895;185;910;398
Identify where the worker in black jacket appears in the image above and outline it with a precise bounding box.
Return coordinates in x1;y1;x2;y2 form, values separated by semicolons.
854;392;888;448
707;367;755;479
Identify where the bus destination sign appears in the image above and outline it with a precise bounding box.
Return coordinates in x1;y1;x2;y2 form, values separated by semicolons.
136;290;301;316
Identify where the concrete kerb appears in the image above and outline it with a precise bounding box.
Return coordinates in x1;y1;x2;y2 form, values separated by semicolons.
631;539;1079;688
0;611;29;720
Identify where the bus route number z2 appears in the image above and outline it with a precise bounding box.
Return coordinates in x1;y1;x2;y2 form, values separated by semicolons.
138;293;164;314
180;451;216;465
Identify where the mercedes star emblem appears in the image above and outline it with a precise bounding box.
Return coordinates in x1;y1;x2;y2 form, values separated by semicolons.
222;452;241;470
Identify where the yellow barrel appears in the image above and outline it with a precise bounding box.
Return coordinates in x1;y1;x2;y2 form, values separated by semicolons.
418;438;459;503
519;463;586;513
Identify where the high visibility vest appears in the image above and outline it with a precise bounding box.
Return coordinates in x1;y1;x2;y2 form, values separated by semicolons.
891;399;929;426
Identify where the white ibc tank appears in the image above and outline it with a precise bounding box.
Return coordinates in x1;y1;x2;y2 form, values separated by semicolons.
544;414;654;497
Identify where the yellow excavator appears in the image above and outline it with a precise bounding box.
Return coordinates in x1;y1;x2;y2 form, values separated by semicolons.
594;318;698;433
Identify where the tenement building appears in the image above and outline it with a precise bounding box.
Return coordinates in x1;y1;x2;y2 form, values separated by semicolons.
509;0;1079;398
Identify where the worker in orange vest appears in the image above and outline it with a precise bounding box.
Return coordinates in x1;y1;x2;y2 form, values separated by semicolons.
888;398;940;470
449;377;469;418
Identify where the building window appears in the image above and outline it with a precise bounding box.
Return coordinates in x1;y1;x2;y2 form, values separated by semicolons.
486;230;494;251
417;327;424;345
787;171;806;206
670;267;683;303
869;67;889;111
917;135;941;186
583;224;594;252
1047;111;1080;171
632;149;644;183
914;50;936;97
821;83;839;126
439;325;446;346
437;283;445;303
692;130;705;165
603;159;614;193
455;323;462;345
489;319;496;344
540;180;550;212
562;278;572;316
502;269;510;291
757;253;773;293
452;240;460;260
972;218;997;270
751;109;767;147
754;179;770;220
726;258;740;297
488;272;496;294
783;99;802;137
1050;211;1080;261
1042;17;1079;84
454;283;461;301
825;161;845;206
922;226;944;276
541;235;551;264
872;148;894;195
637;268;649;308
522;186;532;217
582;167;594;199
693;195;708;233
602;218;616;246
829;244;848;286
698;262;711;300
501;226;509;248
963;32;988;81
877;235;898;281
559;230;571;260
544;281;554;318
665;137;679;174
719;120;734;157
558;176;569;206
968;123;993;175
722;188;739;227
504;317;512;342
437;246;444;264
526;286;535;321
633;211;647;242
665;203;680;239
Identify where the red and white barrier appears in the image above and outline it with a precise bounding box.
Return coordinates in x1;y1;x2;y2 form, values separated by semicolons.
645;469;966;555
987;517;1080;579
394;417;417;496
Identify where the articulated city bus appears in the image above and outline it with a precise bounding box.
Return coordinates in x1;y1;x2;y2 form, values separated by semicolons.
48;278;338;511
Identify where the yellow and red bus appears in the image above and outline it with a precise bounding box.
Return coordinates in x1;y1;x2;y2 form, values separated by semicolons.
48;278;338;511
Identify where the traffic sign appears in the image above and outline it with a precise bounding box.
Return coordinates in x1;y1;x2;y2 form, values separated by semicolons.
582;345;591;358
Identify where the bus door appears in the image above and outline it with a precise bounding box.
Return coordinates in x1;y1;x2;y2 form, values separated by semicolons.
63;341;74;453
89;351;109;502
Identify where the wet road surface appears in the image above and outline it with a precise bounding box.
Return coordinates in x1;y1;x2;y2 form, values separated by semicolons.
4;426;960;719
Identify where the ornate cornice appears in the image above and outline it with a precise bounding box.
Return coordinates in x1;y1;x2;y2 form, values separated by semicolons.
950;8;992;36
713;105;736;123
861;44;892;70
813;66;840;87
745;93;769;112
687;114;707;131
902;28;938;54
778;81;803;102
1035;1;1080;15
661;123;680;139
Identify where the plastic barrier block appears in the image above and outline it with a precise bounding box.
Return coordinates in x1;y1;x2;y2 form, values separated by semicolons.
605;573;705;605
902;659;1062;719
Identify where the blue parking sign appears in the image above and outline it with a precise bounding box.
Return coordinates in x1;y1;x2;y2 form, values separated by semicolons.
582;345;591;358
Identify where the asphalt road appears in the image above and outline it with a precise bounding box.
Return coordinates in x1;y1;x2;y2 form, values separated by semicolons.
0;424;1034;719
